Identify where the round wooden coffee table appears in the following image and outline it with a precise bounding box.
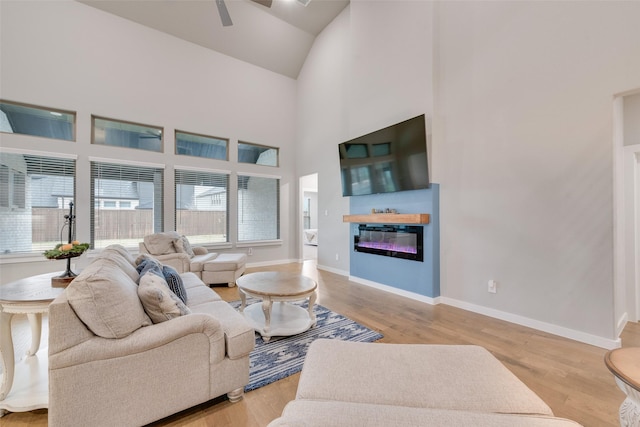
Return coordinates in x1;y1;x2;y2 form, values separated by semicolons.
236;272;317;342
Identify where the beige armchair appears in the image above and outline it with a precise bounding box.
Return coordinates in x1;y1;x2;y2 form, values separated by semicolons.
139;232;247;286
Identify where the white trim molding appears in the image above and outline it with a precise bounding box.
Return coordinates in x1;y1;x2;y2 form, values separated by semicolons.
345;275;621;350
348;275;442;306
442;296;621;350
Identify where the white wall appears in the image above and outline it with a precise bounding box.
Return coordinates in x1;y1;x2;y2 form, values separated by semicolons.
297;0;434;274
298;0;640;346
434;1;640;344
0;0;297;282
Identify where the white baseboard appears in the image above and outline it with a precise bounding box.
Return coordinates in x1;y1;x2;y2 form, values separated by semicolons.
348;275;442;305
441;297;621;350
616;311;629;337
317;264;349;277
246;258;298;269
347;275;621;350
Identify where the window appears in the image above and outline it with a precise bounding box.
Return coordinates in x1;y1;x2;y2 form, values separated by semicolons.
0;152;75;254
91;161;164;249
92;116;163;152
176;131;228;161
0;100;75;141
238;142;278;166
175;169;229;245
237;175;279;242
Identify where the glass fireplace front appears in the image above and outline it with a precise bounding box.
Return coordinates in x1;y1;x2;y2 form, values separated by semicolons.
354;224;424;262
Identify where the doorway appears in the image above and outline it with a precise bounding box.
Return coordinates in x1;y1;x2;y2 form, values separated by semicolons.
614;89;640;333
299;173;318;262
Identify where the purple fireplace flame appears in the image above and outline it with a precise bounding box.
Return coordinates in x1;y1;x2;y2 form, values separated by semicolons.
354;224;423;262
357;241;418;254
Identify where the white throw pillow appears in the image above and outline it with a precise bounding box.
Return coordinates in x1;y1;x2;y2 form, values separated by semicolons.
138;271;191;323
173;235;195;258
143;231;180;255
67;261;151;339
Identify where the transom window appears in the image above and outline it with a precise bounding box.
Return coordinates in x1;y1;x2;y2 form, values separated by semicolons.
176;130;228;161
92;116;163;152
0;100;75;141
238;142;279;166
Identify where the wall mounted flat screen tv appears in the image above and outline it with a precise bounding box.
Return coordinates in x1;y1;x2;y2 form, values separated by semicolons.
338;114;429;197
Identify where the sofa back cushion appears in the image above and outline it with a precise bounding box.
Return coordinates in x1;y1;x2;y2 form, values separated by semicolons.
67;260;151;339
143;231;180;255
102;244;137;267
95;247;139;282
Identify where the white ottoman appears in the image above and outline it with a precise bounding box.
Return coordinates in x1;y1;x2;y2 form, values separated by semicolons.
202;253;247;287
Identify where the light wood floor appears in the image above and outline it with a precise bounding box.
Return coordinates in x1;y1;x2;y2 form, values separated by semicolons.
2;260;637;426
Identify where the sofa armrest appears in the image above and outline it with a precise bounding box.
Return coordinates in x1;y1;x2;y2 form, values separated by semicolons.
49;313;226;369
151;252;192;273
192;246;208;255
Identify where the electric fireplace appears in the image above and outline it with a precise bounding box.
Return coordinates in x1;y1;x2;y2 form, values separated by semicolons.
354;224;423;262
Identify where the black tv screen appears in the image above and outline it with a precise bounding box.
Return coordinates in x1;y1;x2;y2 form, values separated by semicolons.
338;114;429;197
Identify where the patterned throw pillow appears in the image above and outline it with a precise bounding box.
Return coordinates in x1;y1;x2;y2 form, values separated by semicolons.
137;271;191;323
173;235;195;258
135;255;164;281
162;265;187;304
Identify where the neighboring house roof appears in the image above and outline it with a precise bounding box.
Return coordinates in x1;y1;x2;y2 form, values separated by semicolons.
196;187;226;198
93;179;139;200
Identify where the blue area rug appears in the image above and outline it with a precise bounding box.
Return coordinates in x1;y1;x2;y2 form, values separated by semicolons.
229;298;383;392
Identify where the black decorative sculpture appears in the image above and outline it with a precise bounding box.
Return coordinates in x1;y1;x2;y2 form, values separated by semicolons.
43;202;89;286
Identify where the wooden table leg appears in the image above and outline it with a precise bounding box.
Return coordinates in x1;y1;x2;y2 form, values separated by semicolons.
238;288;247;312
308;290;317;326
26;313;42;357
0;308;15;402
261;297;273;342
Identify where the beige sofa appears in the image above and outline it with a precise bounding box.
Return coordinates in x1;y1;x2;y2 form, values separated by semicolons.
139;231;247;286
48;244;255;427
269;339;583;427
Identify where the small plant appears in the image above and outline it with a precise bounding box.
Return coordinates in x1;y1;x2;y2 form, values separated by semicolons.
44;241;90;260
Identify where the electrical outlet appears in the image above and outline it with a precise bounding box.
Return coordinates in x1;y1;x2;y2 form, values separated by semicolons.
335;253;339;261
488;280;497;293
248;248;253;256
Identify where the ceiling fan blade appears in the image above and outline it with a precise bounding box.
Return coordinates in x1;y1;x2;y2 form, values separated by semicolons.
216;0;233;26
251;0;272;8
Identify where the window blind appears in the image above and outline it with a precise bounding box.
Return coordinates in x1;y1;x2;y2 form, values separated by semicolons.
175;169;229;245
0;153;75;254
237;175;280;242
91;161;163;249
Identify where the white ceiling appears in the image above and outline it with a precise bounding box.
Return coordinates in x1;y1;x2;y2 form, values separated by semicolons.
77;0;349;79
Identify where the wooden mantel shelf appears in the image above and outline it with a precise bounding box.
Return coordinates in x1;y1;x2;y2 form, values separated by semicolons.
342;213;430;224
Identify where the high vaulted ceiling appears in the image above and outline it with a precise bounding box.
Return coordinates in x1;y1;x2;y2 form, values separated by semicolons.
77;0;349;79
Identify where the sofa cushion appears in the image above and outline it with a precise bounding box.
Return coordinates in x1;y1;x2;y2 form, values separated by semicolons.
143;231;180;255
189;301;255;359
102;244;137;267
95;248;139;282
162;265;187;304
67;260;151;339
189;252;219;272
296;340;554;416
174;235;195;257
268;400;583;427
138;271;191;323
